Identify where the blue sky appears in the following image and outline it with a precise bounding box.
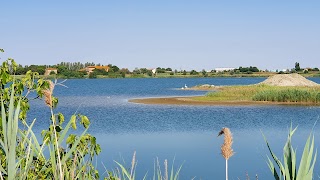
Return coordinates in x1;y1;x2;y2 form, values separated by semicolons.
1;1;319;71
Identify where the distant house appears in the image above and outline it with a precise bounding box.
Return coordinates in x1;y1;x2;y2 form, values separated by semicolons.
82;66;110;74
44;68;57;76
146;68;157;74
214;68;235;72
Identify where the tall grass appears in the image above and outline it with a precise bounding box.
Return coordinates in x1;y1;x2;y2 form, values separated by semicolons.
202;85;320;103
203;85;260;101
105;153;183;180
252;88;320;103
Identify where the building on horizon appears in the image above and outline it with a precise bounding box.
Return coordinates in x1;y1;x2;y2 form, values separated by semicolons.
80;66;110;74
44;68;57;76
214;68;235;72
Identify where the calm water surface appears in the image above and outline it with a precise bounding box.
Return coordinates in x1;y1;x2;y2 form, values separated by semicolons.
28;78;320;179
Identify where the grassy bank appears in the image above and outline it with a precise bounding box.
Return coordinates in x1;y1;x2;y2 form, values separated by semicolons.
193;85;320;104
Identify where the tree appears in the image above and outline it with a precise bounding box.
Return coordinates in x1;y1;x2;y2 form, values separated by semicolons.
140;68;148;74
201;69;207;76
182;70;187;75
121;71;126;78
295;62;301;71
146;70;153;77
156;67;166;73
248;66;259;72
190;70;199;75
111;65;119;72
133;68;141;74
89;72;98;78
119;68;130;74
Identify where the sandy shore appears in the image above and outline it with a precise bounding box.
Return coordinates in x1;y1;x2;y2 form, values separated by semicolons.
129;96;319;106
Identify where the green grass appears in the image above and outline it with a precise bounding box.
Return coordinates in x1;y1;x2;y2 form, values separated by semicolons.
193;85;320;104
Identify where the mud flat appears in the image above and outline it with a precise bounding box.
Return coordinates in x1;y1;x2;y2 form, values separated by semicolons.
129;97;318;106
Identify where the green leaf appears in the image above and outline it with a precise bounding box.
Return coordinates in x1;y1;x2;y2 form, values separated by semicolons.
114;161;132;179
57;113;65;124
266;156;280;180
71;115;77;130
66;134;76;144
80;115;90;129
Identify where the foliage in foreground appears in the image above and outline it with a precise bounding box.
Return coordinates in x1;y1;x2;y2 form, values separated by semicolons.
105;152;183;180
263;125;317;180
0;52;101;179
0;51;183;180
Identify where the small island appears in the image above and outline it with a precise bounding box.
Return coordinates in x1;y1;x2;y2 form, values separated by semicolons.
130;74;320;106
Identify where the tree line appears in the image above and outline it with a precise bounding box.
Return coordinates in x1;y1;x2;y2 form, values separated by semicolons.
13;61;320;78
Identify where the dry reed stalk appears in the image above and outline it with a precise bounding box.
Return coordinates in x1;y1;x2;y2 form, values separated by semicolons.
42;80;55;107
70;152;78;179
246;172;250;180
218;127;234;180
42;80;64;179
164;159;168;180
130;151;136;178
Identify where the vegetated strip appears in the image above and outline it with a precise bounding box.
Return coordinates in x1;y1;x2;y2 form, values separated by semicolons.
129;85;320;106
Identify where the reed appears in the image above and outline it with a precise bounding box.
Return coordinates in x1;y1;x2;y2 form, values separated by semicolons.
218;127;234;180
252;88;320;103
204;85;259;101
107;155;183;180
200;85;320;104
262;125;317;180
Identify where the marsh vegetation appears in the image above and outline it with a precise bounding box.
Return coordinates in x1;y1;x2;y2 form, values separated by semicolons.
197;85;320;104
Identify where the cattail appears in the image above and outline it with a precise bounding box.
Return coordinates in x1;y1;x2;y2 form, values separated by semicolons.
42;80;55;107
218;127;234;180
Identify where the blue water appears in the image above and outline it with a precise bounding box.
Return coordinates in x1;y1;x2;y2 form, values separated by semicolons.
27;77;320;179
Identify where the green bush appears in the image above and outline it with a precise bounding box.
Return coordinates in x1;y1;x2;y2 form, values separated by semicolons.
0;55;101;179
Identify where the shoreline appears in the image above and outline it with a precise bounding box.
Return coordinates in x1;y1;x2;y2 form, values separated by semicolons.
129;96;320;106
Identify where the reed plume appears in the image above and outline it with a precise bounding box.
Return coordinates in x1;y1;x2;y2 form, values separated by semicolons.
42;80;55;107
218;127;234;180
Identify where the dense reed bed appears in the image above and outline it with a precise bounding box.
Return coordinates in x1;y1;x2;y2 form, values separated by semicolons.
198;85;320;104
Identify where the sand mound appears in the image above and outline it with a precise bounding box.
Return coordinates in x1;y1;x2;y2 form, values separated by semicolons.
259;73;319;87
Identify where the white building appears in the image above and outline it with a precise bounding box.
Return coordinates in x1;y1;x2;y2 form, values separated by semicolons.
214;68;235;72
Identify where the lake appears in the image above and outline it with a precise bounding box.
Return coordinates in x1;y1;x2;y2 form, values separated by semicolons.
28;77;320;179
